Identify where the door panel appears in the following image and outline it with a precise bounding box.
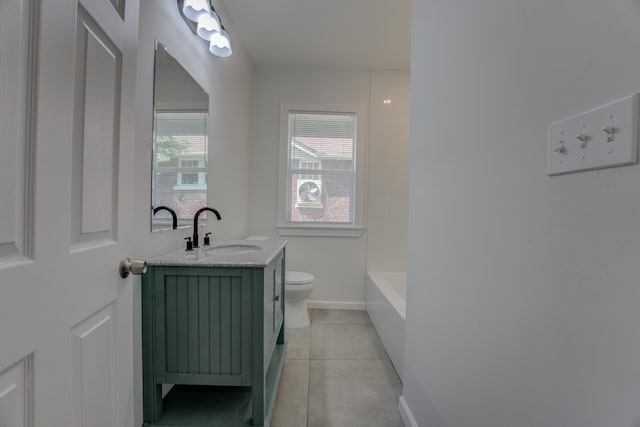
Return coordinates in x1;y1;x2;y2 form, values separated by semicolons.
0;0;35;263
71;305;116;427
0;357;32;427
107;0;125;19
0;0;139;426
72;6;122;243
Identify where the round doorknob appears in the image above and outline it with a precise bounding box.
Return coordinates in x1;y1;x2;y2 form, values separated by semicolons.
119;257;147;278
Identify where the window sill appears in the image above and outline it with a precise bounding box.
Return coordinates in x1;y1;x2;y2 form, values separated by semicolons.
277;225;364;237
173;185;207;190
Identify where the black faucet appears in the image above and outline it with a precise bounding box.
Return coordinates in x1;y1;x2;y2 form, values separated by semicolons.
192;207;221;248
153;206;178;229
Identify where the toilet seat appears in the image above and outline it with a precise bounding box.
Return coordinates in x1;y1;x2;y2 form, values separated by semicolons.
285;271;314;285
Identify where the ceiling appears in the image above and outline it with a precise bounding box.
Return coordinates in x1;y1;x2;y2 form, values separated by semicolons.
221;0;411;70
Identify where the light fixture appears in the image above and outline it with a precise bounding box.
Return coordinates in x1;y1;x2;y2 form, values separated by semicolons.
196;12;221;40
209;27;232;57
178;0;232;58
182;0;211;22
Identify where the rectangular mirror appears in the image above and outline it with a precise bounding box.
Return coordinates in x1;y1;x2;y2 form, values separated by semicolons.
151;41;209;232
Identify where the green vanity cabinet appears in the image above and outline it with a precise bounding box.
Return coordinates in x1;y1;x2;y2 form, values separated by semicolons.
142;243;286;427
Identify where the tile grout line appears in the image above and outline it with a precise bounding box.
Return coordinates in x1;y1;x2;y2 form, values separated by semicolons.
308;358;391;361
306;309;314;427
306;360;312;427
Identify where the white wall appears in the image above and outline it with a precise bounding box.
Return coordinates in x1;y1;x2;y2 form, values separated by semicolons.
367;70;410;273
133;1;253;424
404;1;640;427
248;68;370;304
154;52;208;110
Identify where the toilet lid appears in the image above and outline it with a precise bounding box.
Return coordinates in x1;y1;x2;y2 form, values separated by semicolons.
285;270;314;285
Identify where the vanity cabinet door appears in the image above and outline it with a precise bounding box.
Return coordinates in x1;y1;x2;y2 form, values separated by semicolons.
263;263;276;365
145;267;254;388
274;254;284;333
263;253;284;366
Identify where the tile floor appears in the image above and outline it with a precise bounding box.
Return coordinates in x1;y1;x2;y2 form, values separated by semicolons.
271;309;403;427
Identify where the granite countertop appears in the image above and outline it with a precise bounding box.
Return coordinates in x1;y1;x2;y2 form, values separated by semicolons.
146;239;287;267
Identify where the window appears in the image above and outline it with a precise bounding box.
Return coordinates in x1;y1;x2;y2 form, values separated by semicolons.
152;111;208;229
278;103;366;236
299;161;320;180
181;160;199;168
179;172;199;185
176;159;207;189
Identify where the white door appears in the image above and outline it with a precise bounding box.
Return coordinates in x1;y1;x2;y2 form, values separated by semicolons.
0;0;139;426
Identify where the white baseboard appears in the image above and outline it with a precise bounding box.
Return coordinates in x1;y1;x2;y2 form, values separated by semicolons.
305;300;366;310
399;395;419;427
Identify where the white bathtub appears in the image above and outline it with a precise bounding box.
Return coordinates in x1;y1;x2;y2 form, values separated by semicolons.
366;272;406;383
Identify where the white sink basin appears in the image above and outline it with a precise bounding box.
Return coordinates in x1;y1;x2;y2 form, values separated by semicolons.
204;244;261;256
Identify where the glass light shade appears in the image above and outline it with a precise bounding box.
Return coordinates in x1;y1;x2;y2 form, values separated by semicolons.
196;13;221;41
182;0;211;22
209;29;232;57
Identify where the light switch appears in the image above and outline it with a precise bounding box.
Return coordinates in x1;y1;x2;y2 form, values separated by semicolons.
547;93;639;176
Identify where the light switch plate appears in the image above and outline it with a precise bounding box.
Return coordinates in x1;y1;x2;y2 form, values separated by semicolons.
547;93;639;176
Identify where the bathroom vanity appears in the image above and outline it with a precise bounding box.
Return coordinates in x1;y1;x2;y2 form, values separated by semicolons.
141;239;286;427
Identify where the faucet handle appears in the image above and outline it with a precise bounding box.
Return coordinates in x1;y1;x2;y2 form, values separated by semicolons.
204;232;212;246
184;237;193;251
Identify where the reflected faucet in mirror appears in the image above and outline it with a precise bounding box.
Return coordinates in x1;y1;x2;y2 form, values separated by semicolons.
193;207;221;248
153;206;178;230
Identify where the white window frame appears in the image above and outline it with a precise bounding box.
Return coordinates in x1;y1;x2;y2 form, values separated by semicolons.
277;102;367;237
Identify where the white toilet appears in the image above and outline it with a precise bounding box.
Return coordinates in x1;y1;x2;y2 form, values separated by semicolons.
284;270;315;328
245;236;315;328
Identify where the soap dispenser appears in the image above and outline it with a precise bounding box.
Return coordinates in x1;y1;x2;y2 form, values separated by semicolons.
204;232;212;246
184;237;193;251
